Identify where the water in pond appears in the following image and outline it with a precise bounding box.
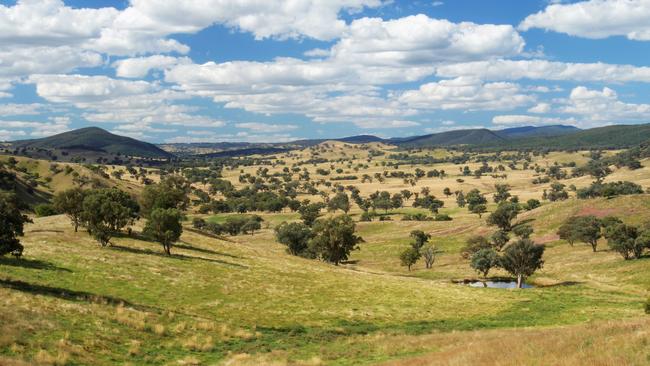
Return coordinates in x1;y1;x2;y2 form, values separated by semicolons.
467;281;533;289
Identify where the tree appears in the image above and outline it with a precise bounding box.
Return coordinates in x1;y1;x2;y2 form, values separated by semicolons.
461;235;491;259
0;193;31;257
574;215;602;252
493;184;511;203
420;244;438;269
400;247;420;271
81;188;139;246
489;230;510;250
471;204;487;218
500;239;545;288
557;217;579;246
140;176;190;217
309;215;363;265
299;202;324;226
143;208;183;255
604;223;640;260
456;191;466;208
470;248;499;277
524;199;541;210
513;224;533;239
466;189;487;211
410;230;431;250
242;218;262;235
401;190;413;202
486;202;520;232
547;183;569;202
327;192;350;213
53;187;87;232
275;222;313;256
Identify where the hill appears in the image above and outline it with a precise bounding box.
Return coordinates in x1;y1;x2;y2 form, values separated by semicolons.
390;128;506;147
495;125;580;139
482;123;650;151
11;127;173;160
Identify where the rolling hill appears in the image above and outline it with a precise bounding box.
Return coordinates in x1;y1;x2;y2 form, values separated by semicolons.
481;123;650;151
11;127;173;160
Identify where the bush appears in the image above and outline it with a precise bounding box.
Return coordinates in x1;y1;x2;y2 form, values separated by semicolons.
34;203;58;217
360;212;373;222
433;213;452;221
645;297;650;314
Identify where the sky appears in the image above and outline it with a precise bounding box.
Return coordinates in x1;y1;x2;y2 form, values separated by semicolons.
1;0;650;143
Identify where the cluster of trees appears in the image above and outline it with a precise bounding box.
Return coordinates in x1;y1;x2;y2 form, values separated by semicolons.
192;215;263;236
399;230;438;270
558;215;650;259
462;197;545;288
576;181;644;199
53;176;189;255
275;214;363;265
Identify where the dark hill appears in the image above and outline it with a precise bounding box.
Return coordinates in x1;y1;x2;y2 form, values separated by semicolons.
12;127;173;159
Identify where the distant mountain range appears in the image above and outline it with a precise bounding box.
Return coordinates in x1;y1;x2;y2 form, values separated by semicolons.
6;124;650;160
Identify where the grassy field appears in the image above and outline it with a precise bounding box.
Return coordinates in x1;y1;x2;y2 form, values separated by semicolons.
1;144;649;365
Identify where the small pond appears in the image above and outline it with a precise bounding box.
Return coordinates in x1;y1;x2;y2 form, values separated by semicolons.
465;280;534;289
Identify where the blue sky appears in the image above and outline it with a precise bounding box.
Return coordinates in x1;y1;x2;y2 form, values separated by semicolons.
1;0;650;143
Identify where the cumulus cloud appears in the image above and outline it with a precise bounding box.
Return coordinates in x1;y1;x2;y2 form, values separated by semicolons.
113;55;192;78
559;86;650;122
26;74;224;131
235;122;298;132
436;59;650;83
398;77;535;111
520;0;650;41
491;114;576;125
528;103;552;113
331;14;525;66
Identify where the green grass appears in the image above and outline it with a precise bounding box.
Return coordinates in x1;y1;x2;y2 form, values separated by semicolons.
2;150;650;365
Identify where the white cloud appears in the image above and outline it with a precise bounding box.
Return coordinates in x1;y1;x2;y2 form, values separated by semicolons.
331;14;524;66
436;59;650;83
528;103;552;113
235;122;298;132
491;114;576;125
559;86;650;123
352;120;420;129
26;74;224;130
0;103;46;116
0;117;71;138
121;0;383;42
398;77;535;111
0;0;117;47
113;55;191;78
520;0;650;41
28;74;154;104
164;131;297;143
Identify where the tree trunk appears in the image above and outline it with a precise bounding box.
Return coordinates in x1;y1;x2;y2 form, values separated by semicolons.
591;241;597;252
516;274;523;289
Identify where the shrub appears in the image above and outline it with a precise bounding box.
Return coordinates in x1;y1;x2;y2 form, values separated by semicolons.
645;297;650;314
34;203;58;217
433;213;452;221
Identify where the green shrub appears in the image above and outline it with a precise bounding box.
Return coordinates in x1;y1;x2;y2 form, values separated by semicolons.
433;214;452;221
34;203;58;217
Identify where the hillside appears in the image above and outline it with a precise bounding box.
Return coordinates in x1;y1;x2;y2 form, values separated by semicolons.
495;125;580;139
390;128;506;147
12;127;173;160
481;123;650;151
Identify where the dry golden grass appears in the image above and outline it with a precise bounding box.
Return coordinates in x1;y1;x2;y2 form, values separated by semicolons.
377;318;650;366
2;145;650;365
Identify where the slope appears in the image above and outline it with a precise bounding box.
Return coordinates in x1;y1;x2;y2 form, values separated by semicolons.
12;127;173;159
